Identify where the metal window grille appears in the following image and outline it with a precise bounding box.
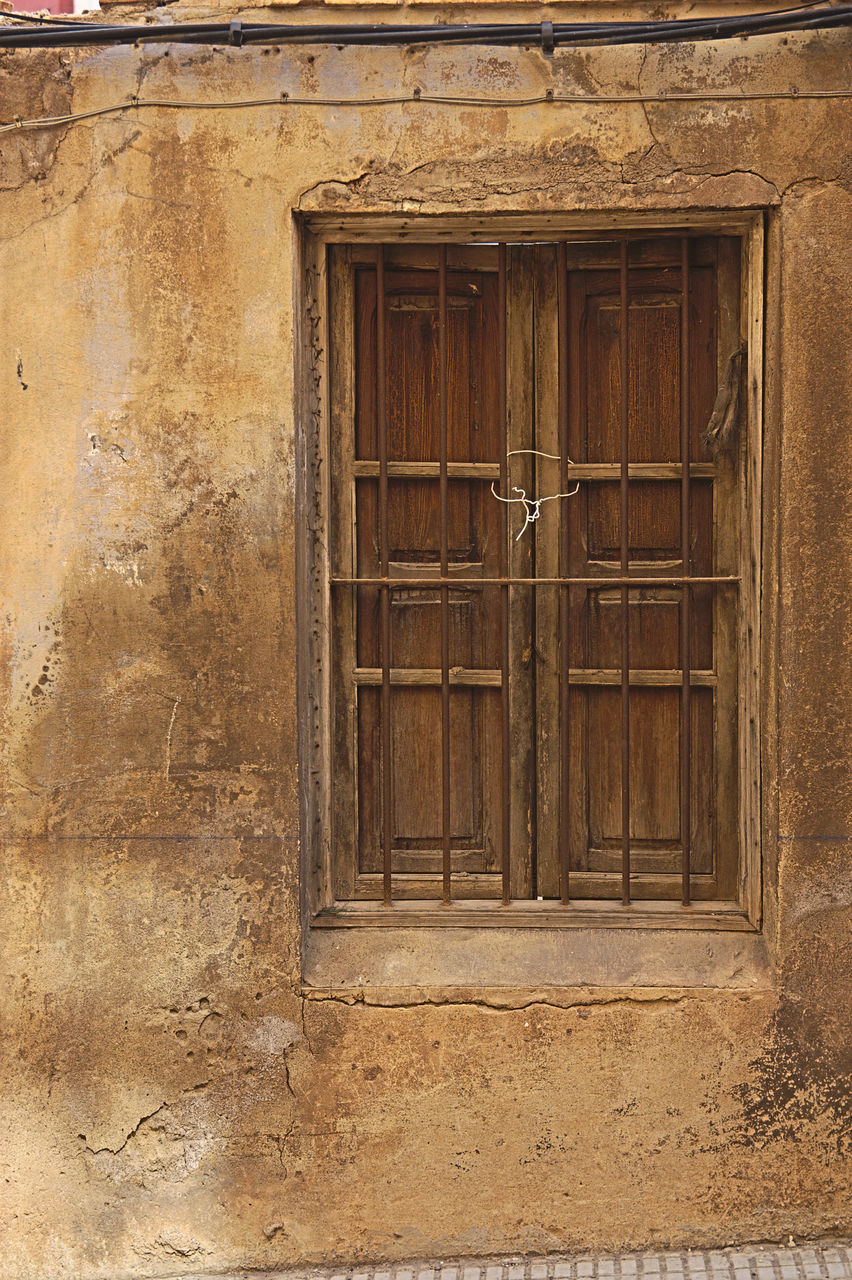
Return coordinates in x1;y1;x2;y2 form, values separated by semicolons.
328;235;742;911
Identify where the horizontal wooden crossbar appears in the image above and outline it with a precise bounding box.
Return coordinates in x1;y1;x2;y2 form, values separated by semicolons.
352;460;717;481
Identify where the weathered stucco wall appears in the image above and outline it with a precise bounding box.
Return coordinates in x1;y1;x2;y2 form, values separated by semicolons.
1;10;850;1278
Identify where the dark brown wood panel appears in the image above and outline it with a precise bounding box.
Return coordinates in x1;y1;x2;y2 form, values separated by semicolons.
351;252;504;890
355;265;500;463
560;242;733;900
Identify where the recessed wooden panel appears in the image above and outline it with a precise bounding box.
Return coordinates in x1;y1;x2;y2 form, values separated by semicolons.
584;294;680;464
355;266;500;464
581;582;714;672
587;593;681;670
580;686;714;875
572;263;718;466
357;686;501;876
390;687;479;845
349;249;504;892
558;239;735;901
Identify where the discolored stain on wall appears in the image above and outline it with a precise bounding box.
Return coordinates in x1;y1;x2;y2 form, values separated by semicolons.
0;9;851;1279
732;906;852;1157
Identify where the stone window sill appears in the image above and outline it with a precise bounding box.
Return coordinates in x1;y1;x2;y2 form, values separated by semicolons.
303;908;771;992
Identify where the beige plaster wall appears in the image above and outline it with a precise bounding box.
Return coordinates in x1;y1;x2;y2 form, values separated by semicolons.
0;13;850;1278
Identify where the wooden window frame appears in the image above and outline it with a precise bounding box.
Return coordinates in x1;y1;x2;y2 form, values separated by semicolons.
297;211;764;947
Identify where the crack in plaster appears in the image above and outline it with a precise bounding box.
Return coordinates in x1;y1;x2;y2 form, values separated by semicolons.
80;1102;169;1156
297;169;373;209
1;129;137;244
637;48;674;167
283;1055;296;1099
75;1030;302;1167
305;156;783;210
161;695;181;782
781;173;843;197
619;141;658;184
677;167;781;199
272;1117;298;1171
300;999;316;1056
301;990;709;1012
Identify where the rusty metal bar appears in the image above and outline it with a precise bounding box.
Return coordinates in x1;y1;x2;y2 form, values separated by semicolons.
377;244;393;908
680;235;692;907
439;245;452;905
619;238;631;906
333;575;740;587
498;243;511;906
557;241;571;905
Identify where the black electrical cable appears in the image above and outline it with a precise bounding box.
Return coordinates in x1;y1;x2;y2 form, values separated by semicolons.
0;0;826;22
0;5;851;48
0;13;832;41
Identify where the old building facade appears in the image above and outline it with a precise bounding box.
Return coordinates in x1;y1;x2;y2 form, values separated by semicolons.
1;0;850;1274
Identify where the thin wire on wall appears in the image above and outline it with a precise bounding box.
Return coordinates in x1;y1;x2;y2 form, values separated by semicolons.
2;86;850;135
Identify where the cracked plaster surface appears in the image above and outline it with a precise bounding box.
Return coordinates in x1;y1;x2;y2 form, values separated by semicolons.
1;15;851;1280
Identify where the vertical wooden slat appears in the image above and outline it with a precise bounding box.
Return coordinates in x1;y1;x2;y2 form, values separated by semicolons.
557;241;571;905
680;236;692;907
305;235;334;910
439;245;452;905
498;243;511;906
506;247;536;900
715;235;745;906
743;219;765;923
377;245;393;907
619;238;631;906
565;265;590;895
328;246;359;904
532;243;561;899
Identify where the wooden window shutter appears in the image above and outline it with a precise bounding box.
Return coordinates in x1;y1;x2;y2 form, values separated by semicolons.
326;235;743;910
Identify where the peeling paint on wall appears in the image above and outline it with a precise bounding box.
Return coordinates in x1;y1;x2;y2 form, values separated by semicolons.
0;9;851;1279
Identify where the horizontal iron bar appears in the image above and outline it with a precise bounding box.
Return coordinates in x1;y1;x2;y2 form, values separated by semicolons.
332;575;740;587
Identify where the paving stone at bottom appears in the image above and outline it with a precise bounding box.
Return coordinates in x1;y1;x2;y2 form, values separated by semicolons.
175;1241;852;1280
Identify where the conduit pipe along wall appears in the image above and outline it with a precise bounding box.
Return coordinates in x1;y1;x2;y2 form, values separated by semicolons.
3;5;852;46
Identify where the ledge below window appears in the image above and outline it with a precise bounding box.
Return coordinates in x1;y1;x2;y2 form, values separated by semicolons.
313;899;756;930
304;905;771;992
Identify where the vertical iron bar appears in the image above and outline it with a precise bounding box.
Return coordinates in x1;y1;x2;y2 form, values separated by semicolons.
680;236;692;907
377;245;393;907
439;246;452;905
557;242;571;905
619;239;631;906
498;244;511;906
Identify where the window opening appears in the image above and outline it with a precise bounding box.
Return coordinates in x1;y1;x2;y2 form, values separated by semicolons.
321;232;747;915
